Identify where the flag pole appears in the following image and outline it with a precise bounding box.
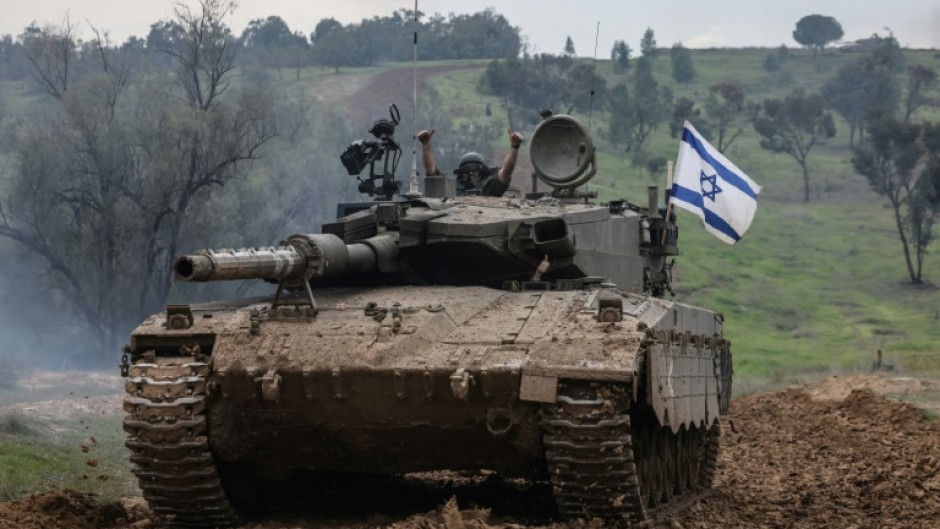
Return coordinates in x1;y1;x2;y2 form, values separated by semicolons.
660;160;674;245
407;0;422;197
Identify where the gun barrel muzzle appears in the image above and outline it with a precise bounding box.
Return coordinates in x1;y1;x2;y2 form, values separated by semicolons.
174;246;308;282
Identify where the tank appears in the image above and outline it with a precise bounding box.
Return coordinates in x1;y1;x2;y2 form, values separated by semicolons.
120;108;733;527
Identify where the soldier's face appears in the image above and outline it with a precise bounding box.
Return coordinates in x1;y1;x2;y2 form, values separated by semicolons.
461;163;483;185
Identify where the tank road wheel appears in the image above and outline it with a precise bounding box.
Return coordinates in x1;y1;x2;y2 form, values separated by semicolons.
540;381;647;524
123;356;238;527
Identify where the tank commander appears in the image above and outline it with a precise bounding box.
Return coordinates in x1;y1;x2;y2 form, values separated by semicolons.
417;128;524;196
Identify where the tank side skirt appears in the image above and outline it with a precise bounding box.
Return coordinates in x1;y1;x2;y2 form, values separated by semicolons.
123;357;238;527
646;327;729;433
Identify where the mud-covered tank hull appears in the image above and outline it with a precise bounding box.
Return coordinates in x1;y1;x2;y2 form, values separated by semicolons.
123;284;730;526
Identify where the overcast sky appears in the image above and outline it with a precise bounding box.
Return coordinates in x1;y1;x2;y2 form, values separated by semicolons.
4;0;940;53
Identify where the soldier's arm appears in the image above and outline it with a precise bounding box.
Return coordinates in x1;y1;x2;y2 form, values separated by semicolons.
497;130;524;186
418;130;442;176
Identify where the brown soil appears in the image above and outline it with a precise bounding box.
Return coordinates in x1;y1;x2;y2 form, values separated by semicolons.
0;490;126;529
2;375;939;529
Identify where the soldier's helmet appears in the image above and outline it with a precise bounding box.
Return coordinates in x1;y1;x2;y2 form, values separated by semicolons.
458;152;485;169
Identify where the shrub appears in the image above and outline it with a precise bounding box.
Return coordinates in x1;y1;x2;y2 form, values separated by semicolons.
0;409;31;435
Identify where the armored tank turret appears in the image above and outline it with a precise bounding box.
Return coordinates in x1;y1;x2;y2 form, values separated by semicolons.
121;108;732;527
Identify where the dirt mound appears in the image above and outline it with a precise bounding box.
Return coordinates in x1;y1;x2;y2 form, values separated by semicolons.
0;490;127;529
677;387;940;528
2;379;939;528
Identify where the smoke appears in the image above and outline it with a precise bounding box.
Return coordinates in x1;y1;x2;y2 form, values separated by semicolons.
0;241;94;369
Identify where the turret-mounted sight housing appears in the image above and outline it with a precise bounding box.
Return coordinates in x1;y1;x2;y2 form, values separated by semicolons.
530;111;598;199
340;104;403;201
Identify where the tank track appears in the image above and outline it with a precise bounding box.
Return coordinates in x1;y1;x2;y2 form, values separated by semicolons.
540;380;720;524
123;356;238;527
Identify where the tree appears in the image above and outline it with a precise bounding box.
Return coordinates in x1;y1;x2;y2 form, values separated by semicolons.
558;61;607;113
763;52;780;72
630;56;672;146
425;9;520;60
20;19;78;99
870;33;905;73
606;56;672;159
754;90;836;202
704;82;756;153
313;25;354;72
611;39;630;70
481;55;527;130
2;23;137;353
792;14;843;56
239;16;308;79
640;28;657;58
481;53;606;127
606;83;632;160
311;18;342;44
156;0;238;111
645;156;668;181
903;64;937;121
137;0;276;307
852;114;940;284
822;57;899;147
240;16;294;49
564;35;575;56
670;97;704;139
0;0;276;359
670;43;696;84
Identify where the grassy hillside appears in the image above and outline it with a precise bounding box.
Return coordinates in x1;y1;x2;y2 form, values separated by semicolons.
324;48;940;383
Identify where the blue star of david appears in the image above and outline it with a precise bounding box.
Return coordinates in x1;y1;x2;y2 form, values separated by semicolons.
700;170;722;202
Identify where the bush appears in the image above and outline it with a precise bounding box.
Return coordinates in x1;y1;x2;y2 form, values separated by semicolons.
0;409;31;435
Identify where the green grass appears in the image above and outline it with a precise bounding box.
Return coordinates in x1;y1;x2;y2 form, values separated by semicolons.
0;411;134;502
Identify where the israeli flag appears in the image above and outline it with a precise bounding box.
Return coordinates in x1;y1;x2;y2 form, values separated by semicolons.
670;121;762;245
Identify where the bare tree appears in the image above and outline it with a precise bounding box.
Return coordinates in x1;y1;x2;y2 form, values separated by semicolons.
21;18;77;99
705;82;757;153
132;85;276;310
132;0;276;313
0;23;139;352
156;0;238;111
0;1;275;355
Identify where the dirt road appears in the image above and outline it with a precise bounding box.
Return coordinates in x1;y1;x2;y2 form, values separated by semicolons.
1;374;938;529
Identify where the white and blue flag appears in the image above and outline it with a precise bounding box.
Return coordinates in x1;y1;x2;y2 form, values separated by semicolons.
671;121;762;245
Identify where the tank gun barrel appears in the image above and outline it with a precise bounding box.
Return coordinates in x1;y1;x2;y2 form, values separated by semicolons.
173;233;396;284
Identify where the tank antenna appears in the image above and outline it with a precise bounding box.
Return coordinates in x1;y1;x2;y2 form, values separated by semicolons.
406;0;422;197
588;21;600;133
